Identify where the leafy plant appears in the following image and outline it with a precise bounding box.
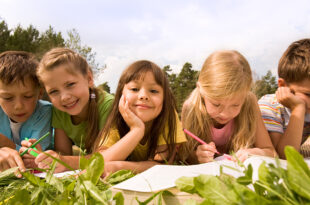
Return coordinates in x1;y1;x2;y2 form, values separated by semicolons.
176;146;310;205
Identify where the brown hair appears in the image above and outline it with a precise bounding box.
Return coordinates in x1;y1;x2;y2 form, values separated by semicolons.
0;51;40;87
278;38;310;83
181;50;257;160
94;60;177;160
38;47;99;152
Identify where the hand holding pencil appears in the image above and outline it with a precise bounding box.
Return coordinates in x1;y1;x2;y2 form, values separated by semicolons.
183;129;220;163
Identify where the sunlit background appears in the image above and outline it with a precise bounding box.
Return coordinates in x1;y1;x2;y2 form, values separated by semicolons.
1;0;310;92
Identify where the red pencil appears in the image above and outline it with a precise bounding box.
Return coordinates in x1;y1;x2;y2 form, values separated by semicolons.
183;128;220;154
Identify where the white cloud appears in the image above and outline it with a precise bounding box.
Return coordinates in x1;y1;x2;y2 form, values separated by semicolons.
1;0;310;92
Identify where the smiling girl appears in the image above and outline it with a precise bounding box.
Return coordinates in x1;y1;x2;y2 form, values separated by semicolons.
93;60;186;175
180;50;276;164
25;48;113;172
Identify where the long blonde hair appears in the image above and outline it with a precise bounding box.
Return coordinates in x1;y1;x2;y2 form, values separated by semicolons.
38;47;100;153
181;50;257;160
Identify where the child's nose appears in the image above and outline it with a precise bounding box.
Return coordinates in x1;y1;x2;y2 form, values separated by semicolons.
61;92;71;101
139;90;149;100
14;99;23;110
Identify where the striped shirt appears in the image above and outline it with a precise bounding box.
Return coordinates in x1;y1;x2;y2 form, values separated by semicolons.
258;94;310;146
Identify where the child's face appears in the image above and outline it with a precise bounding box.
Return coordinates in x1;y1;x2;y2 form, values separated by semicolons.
122;71;164;123
39;65;94;120
282;79;310;113
203;92;246;125
0;78;41;123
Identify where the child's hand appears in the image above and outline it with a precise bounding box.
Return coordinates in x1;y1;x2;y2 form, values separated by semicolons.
235;149;251;162
276;87;306;112
101;161;122;178
196;142;218;163
119;95;145;131
20;139;43;152
0;147;25;177
34;150;67;173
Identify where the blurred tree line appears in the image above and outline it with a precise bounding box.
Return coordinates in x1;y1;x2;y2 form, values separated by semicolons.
0;19;109;90
0;18;277;111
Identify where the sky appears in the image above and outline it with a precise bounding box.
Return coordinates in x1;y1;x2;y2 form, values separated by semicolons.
0;0;310;92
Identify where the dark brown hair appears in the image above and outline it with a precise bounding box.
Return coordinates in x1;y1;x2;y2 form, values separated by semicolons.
278;38;310;83
0;51;40;87
38;47;100;152
94;60;177;160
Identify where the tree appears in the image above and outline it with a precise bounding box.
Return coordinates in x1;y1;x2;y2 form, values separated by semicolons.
253;70;278;99
175;63;198;111
65;29;103;74
6;24;40;52
0;20;10;52
36;26;65;58
162;65;178;94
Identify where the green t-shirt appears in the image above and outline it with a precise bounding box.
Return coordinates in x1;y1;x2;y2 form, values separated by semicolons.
52;90;114;150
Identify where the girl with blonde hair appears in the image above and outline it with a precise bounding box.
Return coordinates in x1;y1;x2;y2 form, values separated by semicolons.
181;50;276;164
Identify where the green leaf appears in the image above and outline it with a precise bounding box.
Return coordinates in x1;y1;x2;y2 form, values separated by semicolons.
193;175;231;204
175;176;197;194
80;180;108;204
113;192;124;205
80;153;104;184
285;146;310;200
7;189;31;205
0;167;18;186
106;169;135;185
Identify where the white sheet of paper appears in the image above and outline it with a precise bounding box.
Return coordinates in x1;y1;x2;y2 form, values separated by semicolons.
34;170;80;178
113;160;243;192
113;156;300;193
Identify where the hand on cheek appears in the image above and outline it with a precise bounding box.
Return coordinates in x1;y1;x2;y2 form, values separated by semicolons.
119;95;144;131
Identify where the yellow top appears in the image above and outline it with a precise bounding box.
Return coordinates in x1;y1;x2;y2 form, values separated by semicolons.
101;115;187;161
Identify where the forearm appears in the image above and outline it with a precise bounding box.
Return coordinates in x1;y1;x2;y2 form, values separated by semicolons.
276;107;305;158
59;155;91;171
112;160;160;174
101;128;144;162
0;134;16;149
247;147;277;158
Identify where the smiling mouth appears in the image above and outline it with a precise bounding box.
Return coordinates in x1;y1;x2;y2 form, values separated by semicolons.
64;99;79;109
136;104;151;109
15;113;26;117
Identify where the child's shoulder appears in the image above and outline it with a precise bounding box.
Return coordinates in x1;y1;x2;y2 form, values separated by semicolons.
98;90;114;103
35;100;52;113
258;93;279;105
258;93;284;111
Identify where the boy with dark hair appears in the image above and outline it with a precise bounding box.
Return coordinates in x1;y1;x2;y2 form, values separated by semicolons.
0;51;52;172
259;39;310;158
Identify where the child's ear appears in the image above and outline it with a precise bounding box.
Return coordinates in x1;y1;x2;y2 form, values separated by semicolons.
38;88;44;99
87;70;94;87
278;78;287;87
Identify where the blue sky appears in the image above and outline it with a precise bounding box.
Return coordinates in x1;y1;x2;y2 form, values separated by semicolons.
0;0;310;92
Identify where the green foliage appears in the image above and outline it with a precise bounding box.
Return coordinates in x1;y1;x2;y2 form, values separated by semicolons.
163;63;198;112
65;28;103;74
0;154;134;205
253;70;278;99
176;146;310;205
